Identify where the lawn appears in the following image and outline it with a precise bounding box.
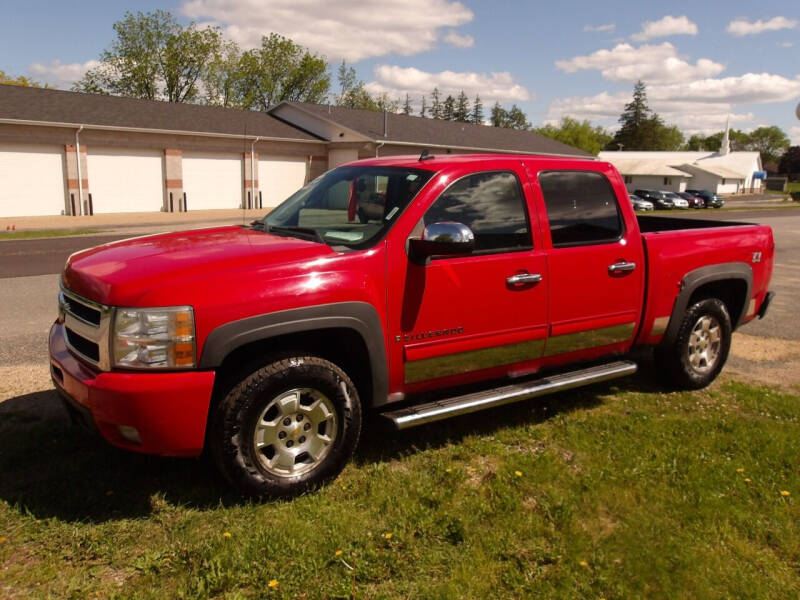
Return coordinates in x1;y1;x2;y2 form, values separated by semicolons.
1;372;798;599
0;229;106;240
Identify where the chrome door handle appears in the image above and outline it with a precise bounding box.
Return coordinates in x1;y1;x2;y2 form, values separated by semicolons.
608;261;636;274
507;273;542;285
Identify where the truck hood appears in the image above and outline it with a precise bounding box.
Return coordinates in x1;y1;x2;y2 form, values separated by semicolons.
62;226;334;306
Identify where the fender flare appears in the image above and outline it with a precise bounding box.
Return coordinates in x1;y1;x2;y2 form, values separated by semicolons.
199;301;388;406
662;262;752;347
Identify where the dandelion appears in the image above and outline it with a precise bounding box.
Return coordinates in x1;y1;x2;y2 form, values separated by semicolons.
744;478;751;483
780;490;790;497
223;532;232;539
579;560;589;567
268;579;279;588
383;533;393;540
736;468;745;473
514;471;523;477
445;468;452;473
0;537;6;544
335;550;343;556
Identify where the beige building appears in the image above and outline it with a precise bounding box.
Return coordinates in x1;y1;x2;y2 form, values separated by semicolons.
0;85;588;218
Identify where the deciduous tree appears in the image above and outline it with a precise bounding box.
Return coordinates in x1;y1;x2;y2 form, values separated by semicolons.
536;117;612;155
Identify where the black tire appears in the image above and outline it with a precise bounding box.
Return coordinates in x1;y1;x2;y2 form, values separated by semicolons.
654;298;732;390
210;356;362;498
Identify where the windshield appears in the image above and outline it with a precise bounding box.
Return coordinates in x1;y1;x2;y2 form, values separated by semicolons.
260;165;434;248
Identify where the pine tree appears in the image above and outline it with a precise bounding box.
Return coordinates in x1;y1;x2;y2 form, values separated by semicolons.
430;87;442;119
490;101;507;127
471;95;483;124
608;80;685;150
454;90;470;122
443;95;456;120
506;105;531;130
402;94;412;115
419;95;427;118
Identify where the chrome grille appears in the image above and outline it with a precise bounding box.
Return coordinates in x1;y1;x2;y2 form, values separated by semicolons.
59;286;113;370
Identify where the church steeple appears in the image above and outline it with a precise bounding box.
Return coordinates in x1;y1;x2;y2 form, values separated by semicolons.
720;115;730;155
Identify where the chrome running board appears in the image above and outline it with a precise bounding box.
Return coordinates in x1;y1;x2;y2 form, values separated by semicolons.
382;360;637;430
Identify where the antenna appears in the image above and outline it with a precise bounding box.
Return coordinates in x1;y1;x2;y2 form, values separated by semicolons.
419;148;434;161
243;122;247;227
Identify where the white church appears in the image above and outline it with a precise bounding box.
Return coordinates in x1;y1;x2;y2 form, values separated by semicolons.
598;122;764;195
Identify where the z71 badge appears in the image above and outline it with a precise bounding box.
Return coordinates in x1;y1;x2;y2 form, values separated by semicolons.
396;327;464;343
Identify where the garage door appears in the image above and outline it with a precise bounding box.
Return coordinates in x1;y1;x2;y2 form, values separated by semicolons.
0;143;66;217
258;156;307;207
87;147;164;213
182;151;242;210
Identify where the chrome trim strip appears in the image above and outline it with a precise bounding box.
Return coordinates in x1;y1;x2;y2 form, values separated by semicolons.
404;338;545;384
543;322;635;357
651;316;670;336
386;360;637;429
60;285;113;371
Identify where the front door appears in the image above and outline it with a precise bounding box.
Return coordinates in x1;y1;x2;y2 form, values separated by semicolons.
386;165;549;393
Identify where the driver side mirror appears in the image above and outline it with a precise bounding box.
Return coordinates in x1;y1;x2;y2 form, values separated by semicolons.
408;222;475;264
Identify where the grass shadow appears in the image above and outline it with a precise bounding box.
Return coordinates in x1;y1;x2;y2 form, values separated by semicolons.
0;358;662;522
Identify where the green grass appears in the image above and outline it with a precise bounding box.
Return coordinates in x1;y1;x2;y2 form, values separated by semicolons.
0;229;105;240
1;375;798;599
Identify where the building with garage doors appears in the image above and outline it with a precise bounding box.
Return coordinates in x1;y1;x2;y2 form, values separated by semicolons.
0;84;589;218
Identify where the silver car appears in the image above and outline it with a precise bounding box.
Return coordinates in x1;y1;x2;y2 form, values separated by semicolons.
629;194;654;211
662;191;689;209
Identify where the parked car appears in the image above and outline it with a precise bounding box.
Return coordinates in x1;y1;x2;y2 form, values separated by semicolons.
678;192;705;209
634;189;674;209
686;189;725;208
52;154;775;498
629;193;654;211
663;191;689;209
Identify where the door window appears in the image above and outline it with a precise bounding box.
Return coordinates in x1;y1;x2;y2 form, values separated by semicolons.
539;171;622;247
423;171;531;254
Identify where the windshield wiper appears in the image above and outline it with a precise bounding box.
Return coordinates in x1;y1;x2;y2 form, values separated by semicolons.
249;219;266;231
265;224;324;243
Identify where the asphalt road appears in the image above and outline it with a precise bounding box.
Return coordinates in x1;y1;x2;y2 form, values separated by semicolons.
0;207;797;373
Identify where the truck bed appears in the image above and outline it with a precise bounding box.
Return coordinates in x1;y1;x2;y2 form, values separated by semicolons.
637;214;752;233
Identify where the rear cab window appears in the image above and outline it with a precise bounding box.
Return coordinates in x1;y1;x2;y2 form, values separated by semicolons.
538;170;623;247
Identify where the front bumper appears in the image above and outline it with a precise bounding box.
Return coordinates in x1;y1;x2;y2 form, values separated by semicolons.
49;321;215;457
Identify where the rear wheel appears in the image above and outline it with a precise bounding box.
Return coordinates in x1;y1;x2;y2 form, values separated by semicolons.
655;298;732;390
210;356;361;498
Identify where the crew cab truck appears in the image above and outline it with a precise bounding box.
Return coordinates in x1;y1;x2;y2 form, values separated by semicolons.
50;154;775;497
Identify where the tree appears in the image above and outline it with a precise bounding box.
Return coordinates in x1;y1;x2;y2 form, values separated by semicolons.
506;105;531;130
203;40;246;107
471;95;483;124
608;80;684;150
74;10;222;103
0;70;42;87
748;126;790;166
536;117;612;155
490;102;507;127
442;94;455;120
430;88;442;119
402;94;412;115
237;33;329;110
419;95;428;118
454;91;470;122
778;146;800;178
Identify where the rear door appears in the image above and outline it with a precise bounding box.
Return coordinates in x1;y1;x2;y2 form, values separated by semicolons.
529;166;644;363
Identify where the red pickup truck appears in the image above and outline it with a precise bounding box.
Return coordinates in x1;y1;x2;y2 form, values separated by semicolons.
50;153;775;497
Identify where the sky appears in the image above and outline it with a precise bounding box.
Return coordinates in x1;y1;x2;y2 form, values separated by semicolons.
1;0;799;143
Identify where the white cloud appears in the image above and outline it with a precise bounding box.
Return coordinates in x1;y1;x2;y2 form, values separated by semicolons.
556;42;724;83
365;64;532;103
631;15;698;41
790;126;800;146
181;0;473;61
650;73;800;104
443;30;474;48
727;17;798;36
778;41;794;48
583;23;615;33
27;59;100;88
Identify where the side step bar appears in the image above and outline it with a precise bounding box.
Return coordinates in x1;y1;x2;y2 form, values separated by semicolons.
382;360;637;430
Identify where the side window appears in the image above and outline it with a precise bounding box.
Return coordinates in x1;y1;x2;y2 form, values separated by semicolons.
539;171;622;247
423;171;531;253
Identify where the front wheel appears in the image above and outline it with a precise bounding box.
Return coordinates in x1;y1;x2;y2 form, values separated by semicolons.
210;356;362;498
654;298;732;390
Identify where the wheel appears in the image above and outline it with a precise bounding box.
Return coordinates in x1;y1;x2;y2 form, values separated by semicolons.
654;298;732;390
210;356;362;498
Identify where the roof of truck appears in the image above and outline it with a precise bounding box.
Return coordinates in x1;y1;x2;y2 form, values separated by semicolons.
350;153;600;170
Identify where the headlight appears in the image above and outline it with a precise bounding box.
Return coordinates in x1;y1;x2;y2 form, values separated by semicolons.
112;307;196;369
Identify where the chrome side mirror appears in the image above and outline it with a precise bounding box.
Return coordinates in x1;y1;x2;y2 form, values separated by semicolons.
408;221;475;263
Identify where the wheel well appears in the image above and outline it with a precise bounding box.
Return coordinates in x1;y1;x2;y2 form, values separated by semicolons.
688;278;747;326
210;328;374;409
